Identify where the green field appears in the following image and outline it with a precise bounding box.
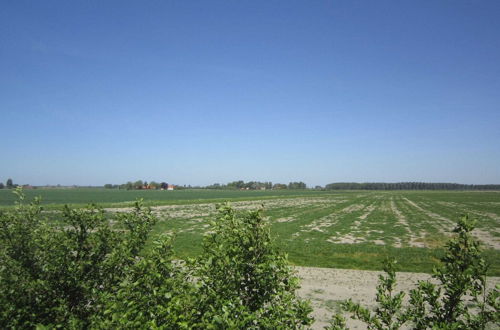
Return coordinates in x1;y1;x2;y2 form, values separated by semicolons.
0;188;329;207
144;190;500;274
1;188;499;274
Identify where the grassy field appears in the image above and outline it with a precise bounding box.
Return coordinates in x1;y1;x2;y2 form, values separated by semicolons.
0;188;329;207
1;188;499;274
143;190;500;274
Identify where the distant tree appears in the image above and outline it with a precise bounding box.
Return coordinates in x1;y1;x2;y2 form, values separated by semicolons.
160;182;168;190
227;180;245;189
288;182;306;189
247;181;258;190
0;183;4;189
149;181;159;189
322;182;499;191
6;179;13;189
133;180;143;190
104;184;113;189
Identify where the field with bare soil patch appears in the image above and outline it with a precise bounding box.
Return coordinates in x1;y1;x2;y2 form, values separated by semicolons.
141;191;500;274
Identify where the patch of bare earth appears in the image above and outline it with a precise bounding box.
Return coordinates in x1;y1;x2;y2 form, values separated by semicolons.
327;234;365;244
358;203;376;220
402;197;458;246
326;204;381;245
295;266;500;329
276;217;296;223
403;198;454;229
404;198;500;250
292;202;352;237
341;204;365;214
390;198;424;248
471;228;500;250
105;197;341;222
437;201;500;223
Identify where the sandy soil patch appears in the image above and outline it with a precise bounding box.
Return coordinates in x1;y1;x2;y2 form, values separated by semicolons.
299;213;340;234
276;217;296;223
233;197;346;211
341;204;365;214
295;266;500;329
390;199;424;248
327;234;365;244
471;228;500;250
431;202;500;249
403;198;456;236
403;198;453;224
470;210;500;222
358;203;376;220
106;197;345;218
437;201;500;222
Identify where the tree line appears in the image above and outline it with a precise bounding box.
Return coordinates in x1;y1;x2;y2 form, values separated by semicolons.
325;182;500;191
104;180;176;190
203;180;307;190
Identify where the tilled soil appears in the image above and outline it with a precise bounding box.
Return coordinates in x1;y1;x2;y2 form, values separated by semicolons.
295;266;500;329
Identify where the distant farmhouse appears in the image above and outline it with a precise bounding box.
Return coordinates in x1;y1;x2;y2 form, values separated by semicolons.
160;182;175;190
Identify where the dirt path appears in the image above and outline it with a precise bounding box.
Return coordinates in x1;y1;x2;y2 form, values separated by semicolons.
295;266;500;329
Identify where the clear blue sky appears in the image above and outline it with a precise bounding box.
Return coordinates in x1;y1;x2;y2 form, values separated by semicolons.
1;1;499;186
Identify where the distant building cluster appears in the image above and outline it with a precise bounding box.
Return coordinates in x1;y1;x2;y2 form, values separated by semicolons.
104;180;176;190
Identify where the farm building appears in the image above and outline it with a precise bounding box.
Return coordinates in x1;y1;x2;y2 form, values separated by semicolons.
160;182;175;190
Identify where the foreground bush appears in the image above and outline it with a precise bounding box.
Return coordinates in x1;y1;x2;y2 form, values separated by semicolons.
94;234;197;328
329;215;500;330
192;203;313;328
0;189;156;328
0;191;312;329
97;203;313;329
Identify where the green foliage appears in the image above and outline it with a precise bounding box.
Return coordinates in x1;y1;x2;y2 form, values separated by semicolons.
329;215;500;329
0;189;156;328
407;215;499;329
95;234;196;329
193;203;313;328
324;182;500;190
288;182;307;189
1;191;312;329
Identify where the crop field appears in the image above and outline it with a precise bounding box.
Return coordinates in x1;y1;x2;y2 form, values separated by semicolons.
1;189;499;274
0;188;328;207
129;190;499;274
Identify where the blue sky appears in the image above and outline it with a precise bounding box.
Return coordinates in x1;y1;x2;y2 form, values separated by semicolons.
1;1;499;186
